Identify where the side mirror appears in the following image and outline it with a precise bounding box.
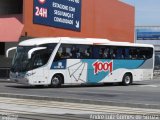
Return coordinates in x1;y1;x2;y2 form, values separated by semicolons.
6;47;17;58
28;47;47;59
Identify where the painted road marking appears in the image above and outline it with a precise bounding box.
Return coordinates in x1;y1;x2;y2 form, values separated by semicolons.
138;84;160;88
0;97;159;115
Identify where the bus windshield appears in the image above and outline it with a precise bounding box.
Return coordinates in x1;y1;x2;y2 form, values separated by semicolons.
10;44;57;72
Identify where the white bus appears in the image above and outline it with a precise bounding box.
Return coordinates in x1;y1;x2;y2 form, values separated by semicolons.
7;37;154;87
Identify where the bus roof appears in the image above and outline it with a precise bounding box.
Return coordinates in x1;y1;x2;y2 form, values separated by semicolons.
19;37;154;48
97;42;154;48
19;37;109;46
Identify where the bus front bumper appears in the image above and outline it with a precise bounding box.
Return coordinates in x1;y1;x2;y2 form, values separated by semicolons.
10;72;30;85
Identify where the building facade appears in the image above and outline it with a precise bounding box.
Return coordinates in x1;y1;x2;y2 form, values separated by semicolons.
0;0;134;77
136;26;160;69
22;0;134;42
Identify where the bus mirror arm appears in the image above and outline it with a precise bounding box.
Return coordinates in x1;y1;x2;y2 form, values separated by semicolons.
6;47;17;58
28;47;47;59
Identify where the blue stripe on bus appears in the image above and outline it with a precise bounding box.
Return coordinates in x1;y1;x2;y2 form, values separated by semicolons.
81;59;145;83
51;59;145;83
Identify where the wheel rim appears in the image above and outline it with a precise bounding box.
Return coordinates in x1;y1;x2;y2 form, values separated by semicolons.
52;77;59;86
124;76;131;84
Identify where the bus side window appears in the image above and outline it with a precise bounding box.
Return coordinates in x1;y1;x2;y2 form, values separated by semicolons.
147;48;153;59
93;46;100;59
138;48;145;59
100;47;106;59
138;48;153;60
117;48;123;59
94;46;110;59
110;47;117;59
122;48;125;59
71;47;75;58
76;45;92;59
85;48;91;58
72;47;81;59
110;47;114;59
61;47;71;58
54;44;72;61
32;52;50;68
33;54;43;67
130;48;138;59
125;48;130;59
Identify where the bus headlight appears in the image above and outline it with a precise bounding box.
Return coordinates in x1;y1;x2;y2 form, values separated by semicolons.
25;72;36;77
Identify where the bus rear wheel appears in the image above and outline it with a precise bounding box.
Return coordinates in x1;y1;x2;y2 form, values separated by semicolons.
122;73;132;86
51;75;63;88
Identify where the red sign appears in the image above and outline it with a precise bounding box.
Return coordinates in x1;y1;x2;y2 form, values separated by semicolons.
93;61;113;75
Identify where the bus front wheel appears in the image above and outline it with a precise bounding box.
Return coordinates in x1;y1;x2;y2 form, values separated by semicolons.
122;73;132;86
51;74;63;88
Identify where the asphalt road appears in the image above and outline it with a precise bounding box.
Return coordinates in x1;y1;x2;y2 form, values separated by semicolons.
0;97;160;120
0;114;89;120
0;78;160;109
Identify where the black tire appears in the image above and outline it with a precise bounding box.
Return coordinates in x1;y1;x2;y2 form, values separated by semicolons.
51;75;63;88
122;73;132;86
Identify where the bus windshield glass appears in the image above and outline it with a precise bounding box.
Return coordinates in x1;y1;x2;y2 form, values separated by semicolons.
10;43;57;72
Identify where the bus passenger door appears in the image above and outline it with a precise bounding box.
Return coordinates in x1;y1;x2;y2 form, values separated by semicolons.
30;51;49;85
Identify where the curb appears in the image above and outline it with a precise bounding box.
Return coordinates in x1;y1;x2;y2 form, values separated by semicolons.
0;93;159;109
0;79;12;83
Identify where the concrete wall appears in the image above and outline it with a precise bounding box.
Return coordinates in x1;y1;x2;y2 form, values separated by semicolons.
23;0;135;42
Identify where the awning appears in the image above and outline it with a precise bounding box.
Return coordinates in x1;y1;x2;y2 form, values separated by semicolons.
0;14;24;42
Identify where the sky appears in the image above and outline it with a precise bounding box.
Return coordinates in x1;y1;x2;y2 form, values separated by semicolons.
120;0;160;26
